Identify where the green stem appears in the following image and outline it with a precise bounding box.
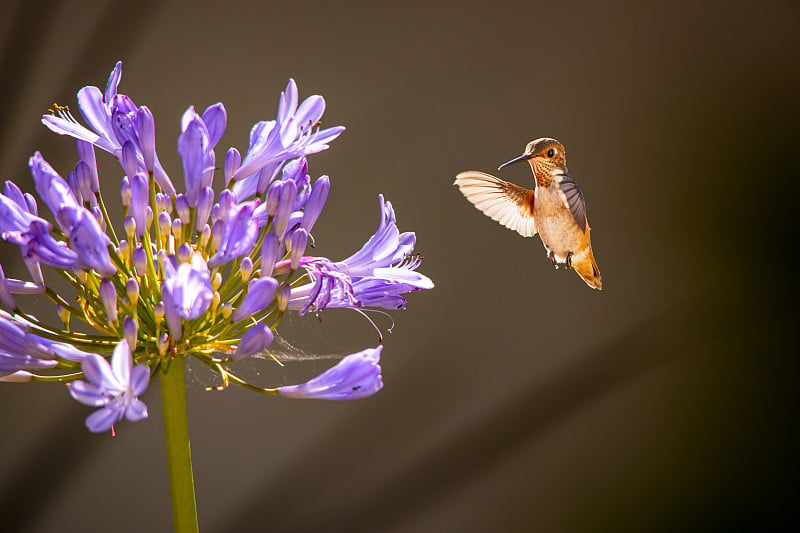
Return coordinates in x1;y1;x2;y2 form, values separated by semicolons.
160;356;199;533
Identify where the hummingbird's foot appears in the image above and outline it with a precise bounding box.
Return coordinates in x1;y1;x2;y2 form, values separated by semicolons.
565;252;573;269
549;251;559;269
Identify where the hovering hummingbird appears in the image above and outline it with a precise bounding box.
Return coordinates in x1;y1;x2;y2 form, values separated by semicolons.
454;138;602;290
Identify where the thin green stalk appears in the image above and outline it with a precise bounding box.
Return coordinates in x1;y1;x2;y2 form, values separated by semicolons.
160;356;199;533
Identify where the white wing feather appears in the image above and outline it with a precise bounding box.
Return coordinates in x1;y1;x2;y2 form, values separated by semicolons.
454;171;537;237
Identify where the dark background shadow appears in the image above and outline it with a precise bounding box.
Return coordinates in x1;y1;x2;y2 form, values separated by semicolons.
0;1;797;531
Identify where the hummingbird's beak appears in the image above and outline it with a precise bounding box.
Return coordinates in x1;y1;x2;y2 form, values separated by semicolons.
497;153;532;171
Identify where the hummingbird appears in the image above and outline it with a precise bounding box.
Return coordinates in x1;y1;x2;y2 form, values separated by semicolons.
454;138;602;290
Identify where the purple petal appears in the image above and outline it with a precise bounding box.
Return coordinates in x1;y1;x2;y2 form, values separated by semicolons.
125;399;149;422
68;380;107;407
110;339;132;385
104;61;123;105
77;86;117;148
82;354;123;392
129;365;151;396
85;405;123;433
202;103;227;148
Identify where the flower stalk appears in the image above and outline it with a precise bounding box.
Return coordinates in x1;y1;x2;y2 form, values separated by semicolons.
160;356;199;533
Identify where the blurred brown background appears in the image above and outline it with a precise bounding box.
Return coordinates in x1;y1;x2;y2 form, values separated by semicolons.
0;0;798;531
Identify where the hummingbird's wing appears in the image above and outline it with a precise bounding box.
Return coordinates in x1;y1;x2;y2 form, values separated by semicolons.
555;173;587;233
454;171;537;237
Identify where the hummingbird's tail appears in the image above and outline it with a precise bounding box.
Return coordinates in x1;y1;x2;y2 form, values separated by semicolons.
573;248;602;290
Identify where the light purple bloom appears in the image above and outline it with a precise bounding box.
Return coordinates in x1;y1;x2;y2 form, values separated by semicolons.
231;276;278;322
278;346;383;400
41;61;175;196
161;253;213;340
231;79;344;200
288;195;433;314
67;339;150;433
207;200;260;268
63;207;116;275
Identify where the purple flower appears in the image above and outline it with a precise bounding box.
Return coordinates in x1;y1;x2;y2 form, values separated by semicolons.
41;61;175;196
288;195;433;314
231;276;278;322
161;253;213;340
231;79;344;200
207;200;260;268
278;346;383;400
63;207;116;275
67;339;150;433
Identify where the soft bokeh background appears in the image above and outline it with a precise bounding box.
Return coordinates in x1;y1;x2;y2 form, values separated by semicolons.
1;1;797;531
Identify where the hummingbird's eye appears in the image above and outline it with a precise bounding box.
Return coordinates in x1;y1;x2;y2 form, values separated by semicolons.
546;148;556;158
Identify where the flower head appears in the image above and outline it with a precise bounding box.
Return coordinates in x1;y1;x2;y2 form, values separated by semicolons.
1;62;431;432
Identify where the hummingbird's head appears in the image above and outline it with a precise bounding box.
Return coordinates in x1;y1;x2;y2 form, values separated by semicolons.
498;138;567;182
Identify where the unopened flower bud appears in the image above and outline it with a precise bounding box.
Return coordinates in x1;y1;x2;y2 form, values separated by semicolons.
158;211;171;238
200;224;211;249
158;332;169;356
145;206;154;232
196;186;214;232
121;141;138;177
260;231;280;278
232;323;273;360
224;147;240;186
124;216;136;243
177;243;193;264
133;246;147;276
171;219;182;242
120;177;132;207
118;239;130;261
123;315;138;351
212;272;222;291
218;190;234;221
220;301;232;319
289;229;308;270
277;283;291;312
56;303;70;327
240;256;253;282
126;278;140;306
211;220;224;251
154;301;165;324
100;278;117;324
175;194;190;224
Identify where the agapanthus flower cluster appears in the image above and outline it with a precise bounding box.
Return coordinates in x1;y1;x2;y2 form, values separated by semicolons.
0;62;432;432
